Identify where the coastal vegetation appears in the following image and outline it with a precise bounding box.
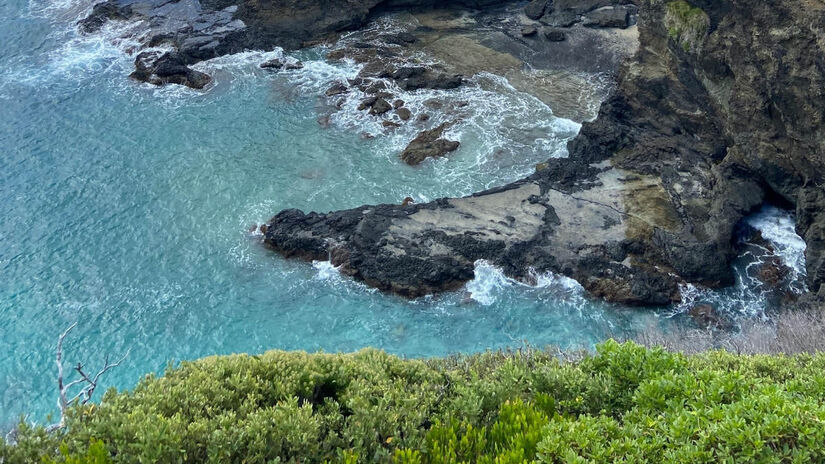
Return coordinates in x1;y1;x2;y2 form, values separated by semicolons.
4;334;825;463
663;0;709;52
2;0;823;461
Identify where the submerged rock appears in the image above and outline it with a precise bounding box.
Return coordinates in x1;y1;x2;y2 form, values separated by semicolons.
325;82;348;96
400;123;460;165
756;257;792;287
130;51;211;89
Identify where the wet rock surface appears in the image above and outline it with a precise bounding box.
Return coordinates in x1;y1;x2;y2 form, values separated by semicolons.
79;0;824;307
259;58;303;70
400;123;460;165
80;0;640;89
263;0;825;307
130;51;212;88
582;6;632;28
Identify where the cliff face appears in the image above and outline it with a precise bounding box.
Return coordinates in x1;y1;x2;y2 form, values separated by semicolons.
263;0;825;306
574;0;825;292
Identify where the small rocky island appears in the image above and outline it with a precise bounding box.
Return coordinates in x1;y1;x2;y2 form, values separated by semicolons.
82;0;825;309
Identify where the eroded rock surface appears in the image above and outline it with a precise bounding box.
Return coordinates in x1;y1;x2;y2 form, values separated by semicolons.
264;0;825;306
79;0;509;88
400;123;460;165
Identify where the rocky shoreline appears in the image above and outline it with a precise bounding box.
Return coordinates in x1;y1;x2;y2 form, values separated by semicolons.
266;0;824;308
82;0;825;308
79;0;638;88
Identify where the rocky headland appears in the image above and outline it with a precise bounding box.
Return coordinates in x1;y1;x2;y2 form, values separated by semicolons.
82;0;825;308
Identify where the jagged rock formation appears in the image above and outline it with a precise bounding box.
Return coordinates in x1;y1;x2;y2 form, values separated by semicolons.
78;0;504;88
400;123;460;165
263;0;825;306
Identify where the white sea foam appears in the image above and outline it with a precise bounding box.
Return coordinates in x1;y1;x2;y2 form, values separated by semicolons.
303;67;583;197
312;260;342;281
671;205;808;318
465;260;515;306
745;205;807;281
28;0;98;21
0;18;142;98
465;260;586;307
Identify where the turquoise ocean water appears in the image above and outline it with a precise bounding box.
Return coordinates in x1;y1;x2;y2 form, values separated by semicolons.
0;0;807;423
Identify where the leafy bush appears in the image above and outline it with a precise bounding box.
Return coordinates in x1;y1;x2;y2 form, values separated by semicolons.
3;341;825;463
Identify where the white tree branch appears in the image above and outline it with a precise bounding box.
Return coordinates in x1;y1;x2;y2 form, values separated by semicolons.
46;322;128;432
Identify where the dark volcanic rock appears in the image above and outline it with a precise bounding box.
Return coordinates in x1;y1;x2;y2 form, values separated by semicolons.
539;11;579;27
553;0;618;15
797;187;825;293
78;1;131;33
524;0;550;20
78;0;484;88
130;51;211;89
400;123;460;165
540;0;636;28
325;82;348;96
387;67;464;91
379;32;418;45
583;6;631;28
262;0;825;307
521;25;538;36
369;98;392;115
544;28;566;41
260;58;286;69
396;107;412;120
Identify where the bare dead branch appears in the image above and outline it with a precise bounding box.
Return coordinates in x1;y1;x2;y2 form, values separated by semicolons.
46;322;129;432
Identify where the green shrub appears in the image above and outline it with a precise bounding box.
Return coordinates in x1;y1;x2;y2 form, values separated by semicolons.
42;439;112;464
2;342;825;463
664;0;710;52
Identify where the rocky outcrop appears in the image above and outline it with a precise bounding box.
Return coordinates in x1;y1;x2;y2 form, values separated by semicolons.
527;0;638;29
400;123;460;165
264;0;825;306
79;0;640;89
130;51;212;88
78;0;500;88
79;0;248;88
259;58;303;70
585;0;825;296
